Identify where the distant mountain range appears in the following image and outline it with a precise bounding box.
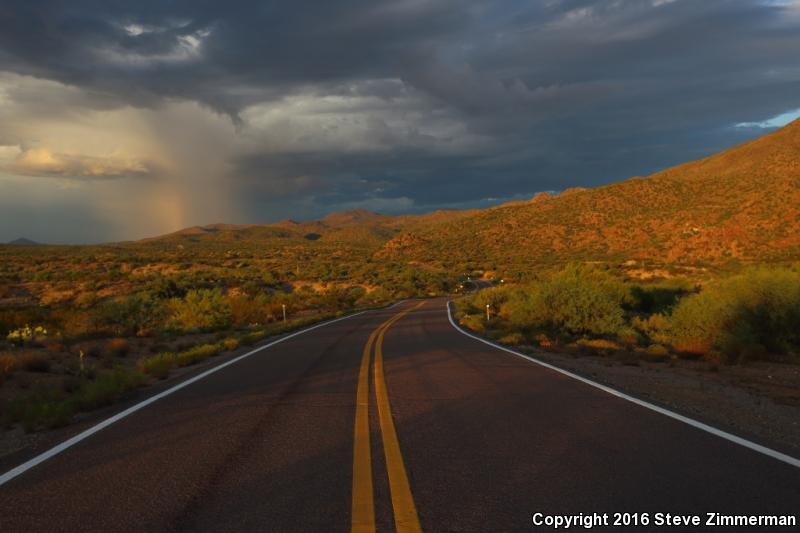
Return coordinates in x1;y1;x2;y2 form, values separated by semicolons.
140;119;800;269
6;238;40;246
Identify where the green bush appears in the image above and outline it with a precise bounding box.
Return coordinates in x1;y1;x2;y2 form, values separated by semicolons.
631;313;671;345
168;289;232;331
1;389;73;431
221;337;240;351
497;332;525;345
137;352;176;379
93;293;164;336
2;368;142;431
356;287;393;307
175;343;221;367
73;367;142;411
643;344;670;361
238;330;268;346
502;264;627;337
669;267;800;361
460;314;487;333
229;293;275;326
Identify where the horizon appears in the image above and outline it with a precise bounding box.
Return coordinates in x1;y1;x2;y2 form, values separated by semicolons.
6;117;798;247
2;0;800;244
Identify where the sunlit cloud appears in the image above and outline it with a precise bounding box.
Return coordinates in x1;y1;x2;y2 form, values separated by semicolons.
6;147;153;179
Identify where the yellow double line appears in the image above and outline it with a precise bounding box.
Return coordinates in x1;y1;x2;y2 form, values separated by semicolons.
352;302;425;533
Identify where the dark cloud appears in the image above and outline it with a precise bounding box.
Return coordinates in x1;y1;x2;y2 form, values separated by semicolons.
1;0;799;239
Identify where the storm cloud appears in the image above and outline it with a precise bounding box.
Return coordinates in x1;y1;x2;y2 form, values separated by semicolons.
0;0;799;242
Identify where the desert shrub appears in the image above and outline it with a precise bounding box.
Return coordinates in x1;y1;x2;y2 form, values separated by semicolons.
138;340;229;378
473;286;513;311
315;286;366;312
576;338;622;355
533;333;554;348
631;313;671;345
356;287;393;308
1;387;73;431
175;343;220;367
627;283;689;314
669;267;800;361
617;326;641;347
73;368;142;411
6;325;48;346
168;289;232;331
2;367;143;430
74;291;99;309
221;337;239;351
229;293;273;327
460;314;486;333
93;293;164;336
502;264;627;337
0;352;16;379
238;330;268;346
137;352;176;379
644;344;670;360
498;332;525;345
106;338;130;358
149;278;188;299
17;352;51;373
55;309;95;338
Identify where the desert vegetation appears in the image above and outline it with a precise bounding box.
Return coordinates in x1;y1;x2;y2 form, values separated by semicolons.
455;264;800;365
2;120;800;435
0;237;455;431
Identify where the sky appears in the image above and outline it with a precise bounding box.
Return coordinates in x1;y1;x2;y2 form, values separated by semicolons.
1;0;799;243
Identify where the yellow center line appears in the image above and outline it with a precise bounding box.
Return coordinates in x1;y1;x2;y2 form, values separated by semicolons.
351;326;379;533
351;302;425;533
374;301;425;533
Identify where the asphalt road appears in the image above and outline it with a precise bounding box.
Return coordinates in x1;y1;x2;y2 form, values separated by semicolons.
1;299;798;532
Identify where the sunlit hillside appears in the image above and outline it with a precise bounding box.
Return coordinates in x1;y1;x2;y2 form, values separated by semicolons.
379;119;800;269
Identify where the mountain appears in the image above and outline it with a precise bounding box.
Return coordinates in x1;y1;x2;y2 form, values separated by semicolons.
7;238;40;246
140;120;800;270
377;119;800;268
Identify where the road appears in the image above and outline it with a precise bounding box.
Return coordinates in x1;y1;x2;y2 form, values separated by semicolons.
1;299;798;532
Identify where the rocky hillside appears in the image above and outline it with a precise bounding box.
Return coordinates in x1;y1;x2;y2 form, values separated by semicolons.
142;119;800;271
378;119;800;268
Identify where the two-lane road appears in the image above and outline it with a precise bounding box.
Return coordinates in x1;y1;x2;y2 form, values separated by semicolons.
1;299;798;532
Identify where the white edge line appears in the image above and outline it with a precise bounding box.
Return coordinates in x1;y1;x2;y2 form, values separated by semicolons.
0;309;369;487
446;301;800;470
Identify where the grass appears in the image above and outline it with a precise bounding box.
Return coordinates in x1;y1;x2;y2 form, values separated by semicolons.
72;367;143;411
0;304;356;434
1;367;143;431
136;352;175;380
137;312;341;381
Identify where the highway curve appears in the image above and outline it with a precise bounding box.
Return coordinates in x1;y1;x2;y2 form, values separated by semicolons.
0;298;798;532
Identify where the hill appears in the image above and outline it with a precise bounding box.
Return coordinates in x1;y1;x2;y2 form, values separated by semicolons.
135;119;800;273
6;238;40;246
377;119;800;270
